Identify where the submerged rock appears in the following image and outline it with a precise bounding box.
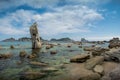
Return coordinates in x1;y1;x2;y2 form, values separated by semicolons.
19;51;27;58
50;50;57;54
27;54;37;59
29;61;47;66
41;67;58;72
10;45;15;49
20;71;46;80
0;53;13;59
70;54;90;63
85;56;104;70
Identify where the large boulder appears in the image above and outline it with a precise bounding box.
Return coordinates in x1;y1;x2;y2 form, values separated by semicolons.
108;38;120;49
70;54;90;63
30;22;42;49
92;47;109;56
85;56;104;70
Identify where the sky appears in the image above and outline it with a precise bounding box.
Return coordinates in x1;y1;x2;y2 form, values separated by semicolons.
0;0;120;41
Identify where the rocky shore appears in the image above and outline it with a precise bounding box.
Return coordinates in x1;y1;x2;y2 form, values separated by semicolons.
0;38;120;80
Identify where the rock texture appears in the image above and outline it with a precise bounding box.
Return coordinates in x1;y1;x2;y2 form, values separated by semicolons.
70;54;90;63
109;38;120;48
30;22;42;49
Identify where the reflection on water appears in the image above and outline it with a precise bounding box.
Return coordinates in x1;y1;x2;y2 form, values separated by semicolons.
0;41;109;80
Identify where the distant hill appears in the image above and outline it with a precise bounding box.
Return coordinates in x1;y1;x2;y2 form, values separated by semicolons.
18;37;31;41
50;37;74;42
2;38;16;42
2;37;47;42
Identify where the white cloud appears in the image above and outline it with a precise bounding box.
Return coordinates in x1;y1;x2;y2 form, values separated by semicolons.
0;5;103;38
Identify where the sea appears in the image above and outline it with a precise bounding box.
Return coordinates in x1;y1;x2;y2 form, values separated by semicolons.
0;41;109;80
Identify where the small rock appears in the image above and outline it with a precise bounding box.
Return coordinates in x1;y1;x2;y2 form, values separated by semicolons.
85;56;104;70
50;51;57;54
10;45;15;49
27;54;37;59
93;65;104;75
19;51;27;58
70;54;90;63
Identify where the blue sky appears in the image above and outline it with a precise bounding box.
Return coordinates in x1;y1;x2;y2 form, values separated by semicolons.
0;0;120;41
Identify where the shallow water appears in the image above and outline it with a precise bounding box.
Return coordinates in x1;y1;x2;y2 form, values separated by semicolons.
0;41;108;80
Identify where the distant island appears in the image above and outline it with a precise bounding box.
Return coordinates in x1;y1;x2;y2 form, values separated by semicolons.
1;37;74;42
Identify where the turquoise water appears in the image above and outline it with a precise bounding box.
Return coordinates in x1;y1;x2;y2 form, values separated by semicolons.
0;41;108;80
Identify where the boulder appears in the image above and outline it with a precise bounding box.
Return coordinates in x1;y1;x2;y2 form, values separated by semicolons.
92;47;109;56
70;54;90;63
93;65;104;75
108;38;120;49
30;22;42;49
85;56;104;70
19;51;27;58
0;53;12;59
29;61;47;66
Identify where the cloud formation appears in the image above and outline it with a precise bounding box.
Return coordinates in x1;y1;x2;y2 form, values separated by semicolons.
0;5;103;38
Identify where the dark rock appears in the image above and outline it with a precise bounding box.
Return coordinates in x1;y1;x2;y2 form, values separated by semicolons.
0;53;12;59
109;38;120;48
50;51;57;54
70;54;90;63
27;54;37;59
10;45;15;49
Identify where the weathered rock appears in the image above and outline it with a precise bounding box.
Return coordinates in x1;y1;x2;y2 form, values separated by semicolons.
0;53;13;59
93;65;104;75
70;54;90;63
29;61;47;66
109;65;120;80
46;44;53;49
30;22;42;49
103;51;120;62
50;50;57;54
19;51;27;58
92;47;109;56
78;73;101;80
20;71;46;80
84;47;95;51
27;54;37;59
108;38;120;49
85;56;104;70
